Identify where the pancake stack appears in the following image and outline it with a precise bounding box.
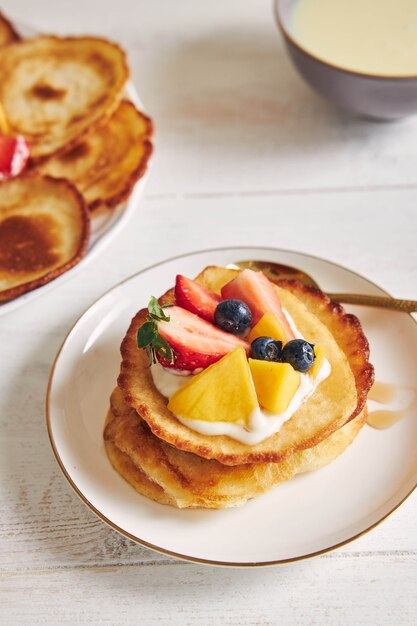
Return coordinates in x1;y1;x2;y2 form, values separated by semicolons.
0;11;153;302
105;266;374;509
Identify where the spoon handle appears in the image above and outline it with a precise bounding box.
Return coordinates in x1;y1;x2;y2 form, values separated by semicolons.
326;293;417;313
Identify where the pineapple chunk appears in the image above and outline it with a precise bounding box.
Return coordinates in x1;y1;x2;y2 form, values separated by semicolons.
168;346;258;424
249;359;300;413
310;345;325;379
248;311;288;344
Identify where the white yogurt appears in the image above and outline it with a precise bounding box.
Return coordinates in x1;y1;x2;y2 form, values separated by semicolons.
150;364;195;398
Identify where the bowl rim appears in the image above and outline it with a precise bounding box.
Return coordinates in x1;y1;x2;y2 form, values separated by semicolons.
274;0;417;81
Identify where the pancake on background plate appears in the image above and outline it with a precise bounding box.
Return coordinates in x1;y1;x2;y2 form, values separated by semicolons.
0;36;129;161
38;101;153;212
0;12;154;305
0;173;89;302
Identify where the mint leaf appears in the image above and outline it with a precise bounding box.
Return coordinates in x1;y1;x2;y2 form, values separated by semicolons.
136;296;175;365
137;321;155;348
148;296;171;322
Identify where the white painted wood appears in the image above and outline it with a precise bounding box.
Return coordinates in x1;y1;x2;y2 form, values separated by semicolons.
0;0;416;623
2;556;417;625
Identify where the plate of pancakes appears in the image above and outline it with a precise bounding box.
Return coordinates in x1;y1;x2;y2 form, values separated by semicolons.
0;10;153;314
46;247;417;566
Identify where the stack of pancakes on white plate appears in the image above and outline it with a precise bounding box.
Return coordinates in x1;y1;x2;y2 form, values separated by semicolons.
105;266;374;509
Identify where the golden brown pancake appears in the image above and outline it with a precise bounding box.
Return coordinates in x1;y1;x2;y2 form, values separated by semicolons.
104;388;367;509
118;266;374;466
0;173;90;302
38;101;153;212
104;437;175;507
104;400;174;506
0;36;128;161
0;11;19;47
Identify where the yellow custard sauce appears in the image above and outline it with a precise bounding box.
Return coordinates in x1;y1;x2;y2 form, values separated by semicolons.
291;0;417;76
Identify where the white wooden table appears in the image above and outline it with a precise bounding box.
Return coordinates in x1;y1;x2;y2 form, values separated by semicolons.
1;1;416;623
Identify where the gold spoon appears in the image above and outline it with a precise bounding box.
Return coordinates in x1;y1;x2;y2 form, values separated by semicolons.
235;260;417;313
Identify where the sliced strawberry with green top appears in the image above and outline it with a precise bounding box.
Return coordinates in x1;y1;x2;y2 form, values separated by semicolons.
221;269;295;341
0;134;30;181
157;305;249;371
175;274;221;322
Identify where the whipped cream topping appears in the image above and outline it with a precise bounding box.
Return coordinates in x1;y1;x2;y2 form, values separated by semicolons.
150;308;331;445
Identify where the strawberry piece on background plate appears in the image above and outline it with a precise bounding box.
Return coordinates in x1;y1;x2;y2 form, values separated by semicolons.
157;305;249;371
0;134;30;181
175;274;221;322
221;269;296;341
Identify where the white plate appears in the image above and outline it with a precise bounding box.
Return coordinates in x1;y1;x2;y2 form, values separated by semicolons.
0;80;151;316
46;247;417;566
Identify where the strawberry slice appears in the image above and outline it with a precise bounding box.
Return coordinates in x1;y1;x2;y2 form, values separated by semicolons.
0;134;30;181
175;274;221;322
157;305;249;371
221;269;295;341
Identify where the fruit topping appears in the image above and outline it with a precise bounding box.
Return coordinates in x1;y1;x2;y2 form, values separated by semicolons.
175;274;221;322
248;311;287;344
221;269;295;340
249;359;300;414
250;336;282;361
281;339;315;373
168;346;258;424
156;305;249;371
214;299;252;335
309;345;325;379
0;134;30;181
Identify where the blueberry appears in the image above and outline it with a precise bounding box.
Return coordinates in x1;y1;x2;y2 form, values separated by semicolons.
214;299;253;334
250;336;283;361
281;339;315;372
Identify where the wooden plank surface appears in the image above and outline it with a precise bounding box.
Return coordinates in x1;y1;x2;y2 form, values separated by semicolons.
2;556;417;625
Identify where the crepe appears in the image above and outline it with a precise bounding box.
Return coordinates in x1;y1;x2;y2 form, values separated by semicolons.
104;387;367;509
0;173;89;302
38;101;153;212
118;266;374;465
0;36;128;161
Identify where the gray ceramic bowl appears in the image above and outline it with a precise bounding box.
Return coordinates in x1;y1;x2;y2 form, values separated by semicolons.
275;0;417;120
